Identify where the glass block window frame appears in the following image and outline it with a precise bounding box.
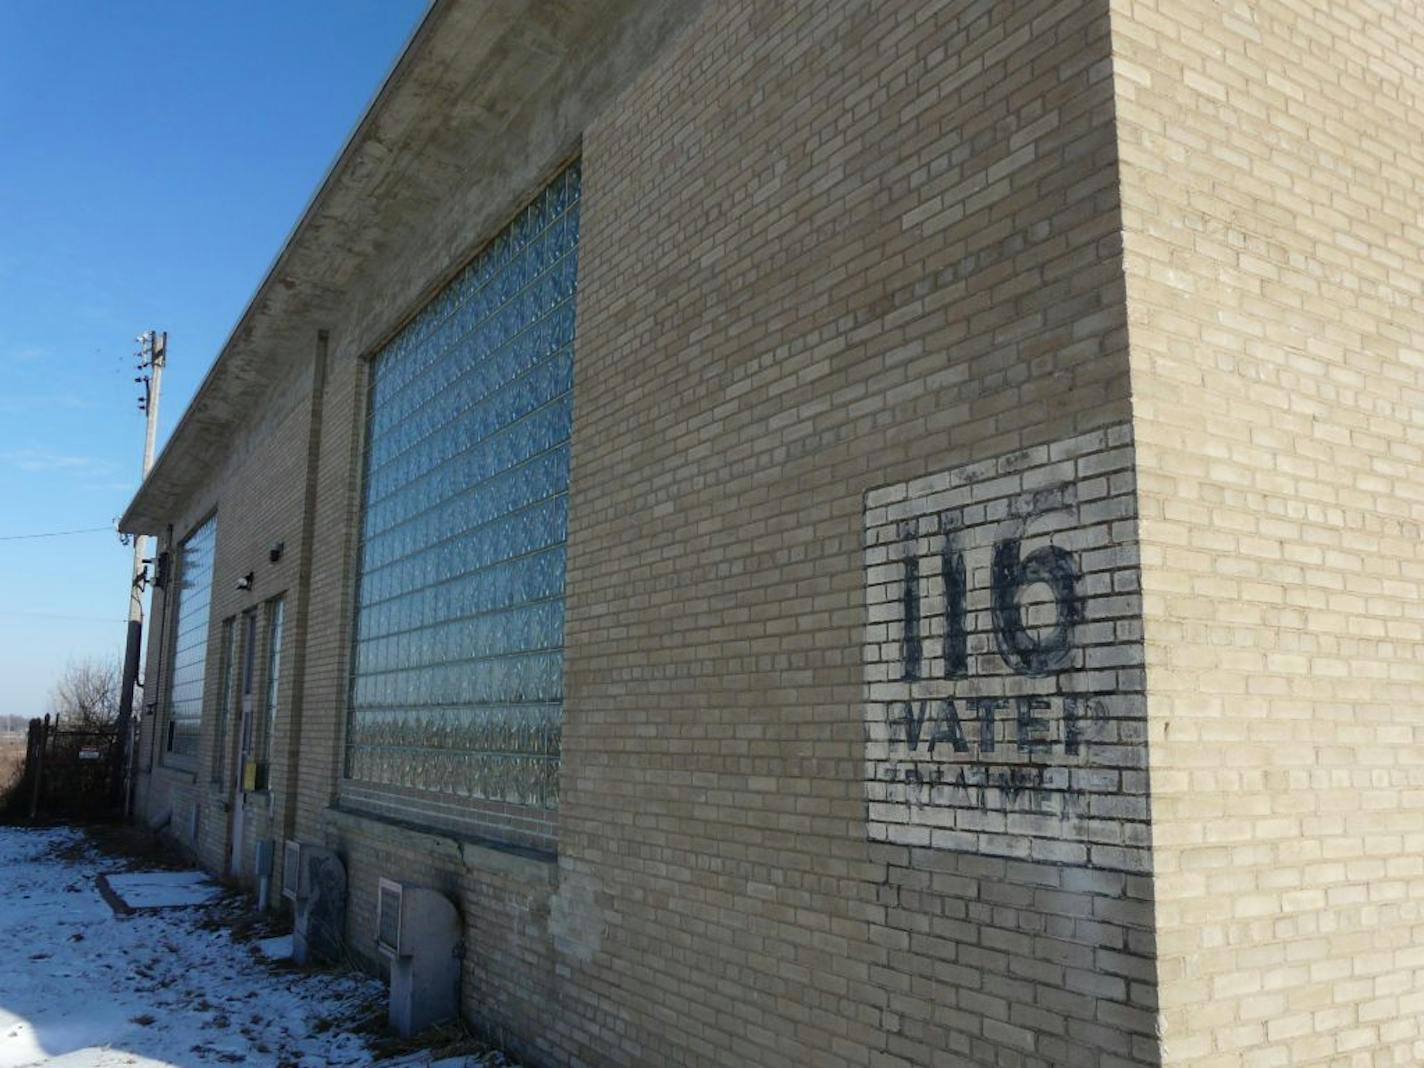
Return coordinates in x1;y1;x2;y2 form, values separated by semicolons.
165;515;217;765
344;160;581;827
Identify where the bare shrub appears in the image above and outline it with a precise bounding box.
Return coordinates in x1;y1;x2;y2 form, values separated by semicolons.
49;658;122;729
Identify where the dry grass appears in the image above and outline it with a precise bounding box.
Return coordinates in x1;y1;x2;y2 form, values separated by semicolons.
58;821;192;869
0;737;26;794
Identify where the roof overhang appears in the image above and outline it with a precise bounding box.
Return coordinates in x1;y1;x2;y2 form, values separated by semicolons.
120;0;703;533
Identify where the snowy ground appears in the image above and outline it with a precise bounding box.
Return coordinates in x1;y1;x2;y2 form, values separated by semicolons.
0;826;502;1068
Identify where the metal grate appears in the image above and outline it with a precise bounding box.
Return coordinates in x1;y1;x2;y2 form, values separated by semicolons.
377;878;403;956
281;840;301;901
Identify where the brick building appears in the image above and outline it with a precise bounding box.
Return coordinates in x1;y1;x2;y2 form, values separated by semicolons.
119;1;1423;1065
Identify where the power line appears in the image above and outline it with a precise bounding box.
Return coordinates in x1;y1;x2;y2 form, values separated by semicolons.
0;612;128;624
0;525;115;542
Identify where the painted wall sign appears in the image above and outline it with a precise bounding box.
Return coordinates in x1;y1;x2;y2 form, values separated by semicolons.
863;426;1148;864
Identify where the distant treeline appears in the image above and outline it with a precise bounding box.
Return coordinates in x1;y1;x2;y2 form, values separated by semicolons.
0;714;33;733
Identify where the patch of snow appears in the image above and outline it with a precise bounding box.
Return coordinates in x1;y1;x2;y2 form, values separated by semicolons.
103;871;224;910
257;934;293;960
0;827;507;1067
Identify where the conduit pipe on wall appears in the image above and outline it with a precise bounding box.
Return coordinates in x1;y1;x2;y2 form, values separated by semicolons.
139;524;176;792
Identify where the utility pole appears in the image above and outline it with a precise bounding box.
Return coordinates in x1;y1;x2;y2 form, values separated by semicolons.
115;330;166;813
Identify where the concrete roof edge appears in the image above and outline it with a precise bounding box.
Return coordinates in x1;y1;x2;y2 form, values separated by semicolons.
118;0;443;534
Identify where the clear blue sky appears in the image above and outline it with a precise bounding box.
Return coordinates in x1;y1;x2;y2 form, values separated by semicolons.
0;2;428;719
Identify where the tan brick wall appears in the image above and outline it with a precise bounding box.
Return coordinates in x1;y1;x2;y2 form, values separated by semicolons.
255;1;1156;1064
322;808;561;1065
128;1;1424;1065
134;354;315;884
138;0;1165;1062
554;1;1155;1064
290;338;365;840
1109;0;1424;1063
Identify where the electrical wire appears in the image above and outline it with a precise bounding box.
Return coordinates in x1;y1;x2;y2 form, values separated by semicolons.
0;525;115;542
0;611;127;624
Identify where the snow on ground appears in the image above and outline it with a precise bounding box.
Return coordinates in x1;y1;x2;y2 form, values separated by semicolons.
0;826;500;1068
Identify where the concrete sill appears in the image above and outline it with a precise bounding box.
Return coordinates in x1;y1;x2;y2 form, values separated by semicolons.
153;763;197;785
324;803;556;886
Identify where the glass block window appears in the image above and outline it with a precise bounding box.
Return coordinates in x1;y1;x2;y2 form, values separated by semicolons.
166;515;217;763
346;160;581;812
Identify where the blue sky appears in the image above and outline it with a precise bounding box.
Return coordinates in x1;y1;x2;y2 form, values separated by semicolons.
0;2;427;718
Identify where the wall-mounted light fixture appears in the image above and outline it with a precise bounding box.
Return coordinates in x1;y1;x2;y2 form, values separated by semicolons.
269;541;285;564
236;572;254;591
151;552;171;589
